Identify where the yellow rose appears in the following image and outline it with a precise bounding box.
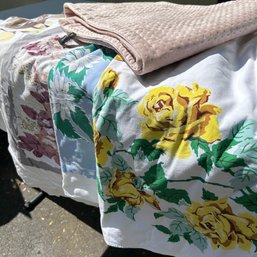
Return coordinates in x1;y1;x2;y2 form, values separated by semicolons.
185;198;257;251
98;67;119;90
106;169;160;210
93;122;113;167
138;83;221;158
114;54;124;61
0;31;14;42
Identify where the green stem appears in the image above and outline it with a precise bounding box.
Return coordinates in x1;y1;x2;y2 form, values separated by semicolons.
246;187;255;194
114;149;132;155
223;168;235;177
168;176;233;189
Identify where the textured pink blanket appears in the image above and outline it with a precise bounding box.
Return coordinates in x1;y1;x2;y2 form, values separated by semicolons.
60;1;257;75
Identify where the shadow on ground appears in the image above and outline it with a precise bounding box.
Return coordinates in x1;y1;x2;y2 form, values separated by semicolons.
1;129;170;257
0;131;31;226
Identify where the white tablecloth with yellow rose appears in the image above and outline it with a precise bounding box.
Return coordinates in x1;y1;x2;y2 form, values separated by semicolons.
92;32;257;257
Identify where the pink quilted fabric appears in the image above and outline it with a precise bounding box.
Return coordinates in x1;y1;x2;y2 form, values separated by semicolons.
60;1;257;75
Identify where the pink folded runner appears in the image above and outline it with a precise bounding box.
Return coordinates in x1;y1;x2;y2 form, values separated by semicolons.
60;1;257;75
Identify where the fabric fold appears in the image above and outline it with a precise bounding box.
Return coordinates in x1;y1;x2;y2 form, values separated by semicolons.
60;1;257;75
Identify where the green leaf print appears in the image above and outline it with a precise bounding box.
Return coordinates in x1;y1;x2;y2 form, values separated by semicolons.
117;200;126;212
103;87;114;98
97;114;119;141
100;168;113;185
111;89;137;106
233;189;257;213
96;176;104;200
230;167;257;190
156;188;191;204
190;138;211;157
183;233;193;244
212;138;238;159
111;154;129;171
68;85;86;103
48;69;54;87
252;240;257;253
214;152;246;169
189;229;208;253
168;234;180;242
197;153;213;174
230;120;256;142
153;225;171;235
104;204;118;214
141;163;167;191
130;139;164;161
238;142;257;163
54;112;80;139
202;188;218;201
154;208;185;220
107;198;119;204
70;107;94;142
169;220;193;236
92;89;104;118
106;198;126;212
124;205;139;220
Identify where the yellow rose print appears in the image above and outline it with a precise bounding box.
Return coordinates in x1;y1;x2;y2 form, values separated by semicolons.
0;30;14;42
114;54;124;61
138;83;222;158
98;67;119;90
106;169;160;210
185;198;257;251
93;122;113;167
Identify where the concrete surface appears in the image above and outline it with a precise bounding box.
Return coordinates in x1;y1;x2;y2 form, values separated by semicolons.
0;130;169;257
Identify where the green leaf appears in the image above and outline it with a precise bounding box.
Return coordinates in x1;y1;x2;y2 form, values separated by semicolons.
237;142;257;163
92;89;104;118
70;107;94;142
97;114;118;141
130;139;163;161
198;153;213;174
111;154;129;171
107;198;118;203
212;139;238;160
103;87;114;98
54;112;80;139
156;188;191;204
190;138;211;156
154;213;164;219
100;168;113;185
104;204;118;214
169;220;193;236
154;208;185;220
124;205;139;220
111;89;137;105
168;234;180;242
183;233;193;244
68;85;86;103
230;167;257;190
252;240;257;253
141;163;167;191
234;191;257;213
202;188;218;201
230;120;256;142
117;200;126;212
153;225;171;235
189;229;208;252
147;148;164;161
96;176;104;200
214;152;246;169
48;69;54;88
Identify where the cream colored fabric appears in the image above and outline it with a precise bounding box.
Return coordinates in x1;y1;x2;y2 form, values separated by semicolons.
60;1;257;75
